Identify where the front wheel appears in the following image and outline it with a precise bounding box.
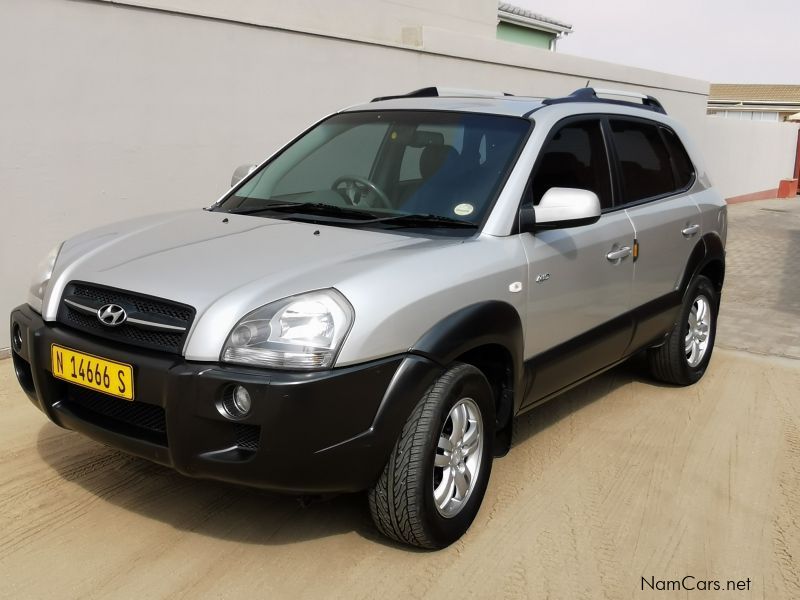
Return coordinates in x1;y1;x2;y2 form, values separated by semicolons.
368;363;495;549
648;274;718;385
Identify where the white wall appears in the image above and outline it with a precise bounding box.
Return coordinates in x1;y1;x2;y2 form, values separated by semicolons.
92;0;499;44
703;116;799;199
0;0;710;349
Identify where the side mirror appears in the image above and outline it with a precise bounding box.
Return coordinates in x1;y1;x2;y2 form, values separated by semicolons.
528;187;602;231
231;164;258;188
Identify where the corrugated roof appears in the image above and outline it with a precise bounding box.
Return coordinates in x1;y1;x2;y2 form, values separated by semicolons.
709;84;800;103
497;2;572;30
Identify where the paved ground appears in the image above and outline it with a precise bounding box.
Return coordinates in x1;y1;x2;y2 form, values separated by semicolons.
717;197;800;359
1;198;799;599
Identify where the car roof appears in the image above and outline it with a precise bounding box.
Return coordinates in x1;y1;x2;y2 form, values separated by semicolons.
342;95;546;118
341;87;670;121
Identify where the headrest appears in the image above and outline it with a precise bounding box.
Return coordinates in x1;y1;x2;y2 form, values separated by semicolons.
410;131;445;148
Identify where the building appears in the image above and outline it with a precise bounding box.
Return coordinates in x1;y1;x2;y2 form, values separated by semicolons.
496;3;573;51
708;84;800;122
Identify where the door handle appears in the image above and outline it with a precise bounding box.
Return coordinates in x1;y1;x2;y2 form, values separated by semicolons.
681;224;700;237
606;246;631;261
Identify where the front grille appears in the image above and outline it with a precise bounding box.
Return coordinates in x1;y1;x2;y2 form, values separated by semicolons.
57;281;195;354
63;385;167;446
236;424;261;451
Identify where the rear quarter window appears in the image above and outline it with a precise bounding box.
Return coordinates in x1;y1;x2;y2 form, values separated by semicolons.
660;127;695;190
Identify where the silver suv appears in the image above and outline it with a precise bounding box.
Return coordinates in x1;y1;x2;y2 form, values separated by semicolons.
10;87;726;548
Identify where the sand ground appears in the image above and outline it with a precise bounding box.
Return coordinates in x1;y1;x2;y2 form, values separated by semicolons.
1;351;799;599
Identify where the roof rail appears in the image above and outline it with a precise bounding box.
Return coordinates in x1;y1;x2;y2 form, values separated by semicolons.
541;87;666;114
371;86;514;102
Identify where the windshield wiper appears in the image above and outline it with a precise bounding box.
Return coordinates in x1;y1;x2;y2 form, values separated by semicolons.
228;202;379;220
226;204;476;229
367;213;478;229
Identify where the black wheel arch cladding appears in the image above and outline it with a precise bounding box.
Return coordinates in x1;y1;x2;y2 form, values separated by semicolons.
408;300;524;448
680;232;725;295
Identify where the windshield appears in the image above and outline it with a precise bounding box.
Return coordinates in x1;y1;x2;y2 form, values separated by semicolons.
215;111;531;232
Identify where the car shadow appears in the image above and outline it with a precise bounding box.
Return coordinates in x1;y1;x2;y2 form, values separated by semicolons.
35;356;664;549
509;354;671;448
35;423;391;548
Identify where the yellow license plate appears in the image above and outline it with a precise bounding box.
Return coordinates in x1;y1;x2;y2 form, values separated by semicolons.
51;344;134;401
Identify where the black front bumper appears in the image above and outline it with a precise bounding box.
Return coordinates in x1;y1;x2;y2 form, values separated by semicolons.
10;304;443;493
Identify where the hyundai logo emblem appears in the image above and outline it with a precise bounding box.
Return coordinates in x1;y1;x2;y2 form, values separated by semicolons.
97;304;127;327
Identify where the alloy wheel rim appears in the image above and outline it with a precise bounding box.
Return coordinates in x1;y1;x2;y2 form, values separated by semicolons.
433;397;484;518
685;294;712;367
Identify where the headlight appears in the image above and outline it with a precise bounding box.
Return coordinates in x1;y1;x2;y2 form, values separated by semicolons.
27;242;63;314
221;289;354;369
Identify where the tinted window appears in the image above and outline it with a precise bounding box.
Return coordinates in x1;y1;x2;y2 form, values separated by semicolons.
530;120;612;209
609;120;675;203
661;127;695;189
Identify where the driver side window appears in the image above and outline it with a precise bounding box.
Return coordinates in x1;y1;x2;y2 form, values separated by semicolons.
529;119;613;210
273;122;389;195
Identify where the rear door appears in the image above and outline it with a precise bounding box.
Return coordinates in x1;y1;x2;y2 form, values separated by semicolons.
519;117;635;404
605;118;701;348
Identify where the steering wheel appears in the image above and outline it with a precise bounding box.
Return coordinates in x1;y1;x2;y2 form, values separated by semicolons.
332;175;392;209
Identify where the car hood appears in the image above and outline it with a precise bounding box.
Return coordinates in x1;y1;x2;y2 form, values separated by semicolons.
49;209;434;309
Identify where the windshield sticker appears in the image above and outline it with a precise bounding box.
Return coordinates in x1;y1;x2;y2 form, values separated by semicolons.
454;203;474;216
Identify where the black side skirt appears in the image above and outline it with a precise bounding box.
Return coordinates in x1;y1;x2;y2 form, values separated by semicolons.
521;291;682;409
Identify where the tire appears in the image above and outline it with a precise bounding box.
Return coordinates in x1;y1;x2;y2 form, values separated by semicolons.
648;274;718;385
368;363;495;549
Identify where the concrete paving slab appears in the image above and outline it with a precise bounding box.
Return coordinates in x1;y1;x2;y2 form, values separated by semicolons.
717;197;800;359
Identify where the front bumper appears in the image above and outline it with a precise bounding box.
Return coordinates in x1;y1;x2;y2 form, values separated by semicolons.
10;304;443;493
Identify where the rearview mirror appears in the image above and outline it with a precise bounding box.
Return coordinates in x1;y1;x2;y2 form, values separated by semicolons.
530;187;602;231
231;164;258;188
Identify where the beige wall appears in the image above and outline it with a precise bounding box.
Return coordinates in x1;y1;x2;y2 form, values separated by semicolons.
703;117;799;199
0;0;710;349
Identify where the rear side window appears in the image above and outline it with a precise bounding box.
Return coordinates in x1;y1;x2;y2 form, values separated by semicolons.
609;120;675;203
660;127;695;189
530;119;613;209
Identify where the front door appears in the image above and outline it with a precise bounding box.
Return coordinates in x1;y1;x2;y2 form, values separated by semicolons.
519;117;635;405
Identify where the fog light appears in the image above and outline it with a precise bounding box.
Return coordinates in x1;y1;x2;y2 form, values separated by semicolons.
221;385;252;419
11;324;23;353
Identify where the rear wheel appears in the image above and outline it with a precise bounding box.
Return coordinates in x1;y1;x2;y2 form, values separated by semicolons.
648;274;718;385
368;363;495;549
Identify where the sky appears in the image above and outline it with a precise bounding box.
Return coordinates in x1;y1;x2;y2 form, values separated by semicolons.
515;0;798;83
